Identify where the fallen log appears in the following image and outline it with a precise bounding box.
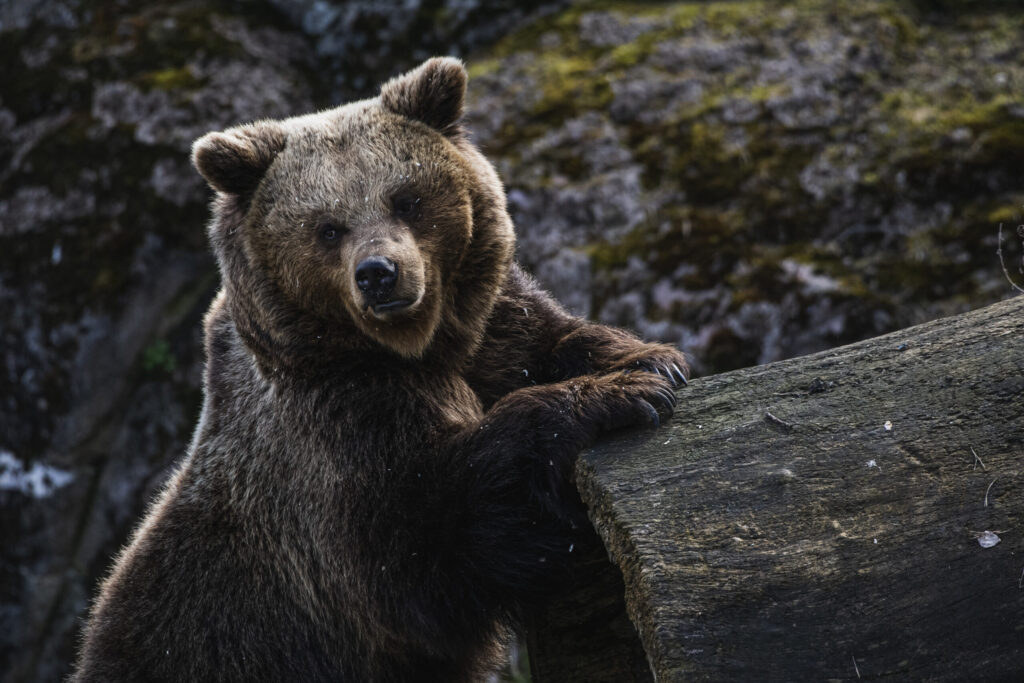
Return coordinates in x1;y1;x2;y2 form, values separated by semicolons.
530;295;1024;681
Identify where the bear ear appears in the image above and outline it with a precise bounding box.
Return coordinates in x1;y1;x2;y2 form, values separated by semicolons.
380;57;467;137
191;121;286;195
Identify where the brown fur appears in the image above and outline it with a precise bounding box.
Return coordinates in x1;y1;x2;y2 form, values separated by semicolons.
71;57;688;682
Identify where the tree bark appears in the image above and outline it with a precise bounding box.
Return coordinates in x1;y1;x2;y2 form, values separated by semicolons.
532;295;1024;681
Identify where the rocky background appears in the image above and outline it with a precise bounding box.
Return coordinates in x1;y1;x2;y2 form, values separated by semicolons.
1;1;1021;680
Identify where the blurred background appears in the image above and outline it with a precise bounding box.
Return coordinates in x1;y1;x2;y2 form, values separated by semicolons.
1;0;1022;680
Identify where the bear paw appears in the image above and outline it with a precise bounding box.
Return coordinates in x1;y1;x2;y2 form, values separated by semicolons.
576;370;678;431
616;347;690;388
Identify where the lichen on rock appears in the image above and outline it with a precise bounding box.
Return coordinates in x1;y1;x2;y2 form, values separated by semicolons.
464;0;1024;375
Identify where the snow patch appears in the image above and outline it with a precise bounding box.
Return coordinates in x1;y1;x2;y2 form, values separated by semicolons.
0;450;74;498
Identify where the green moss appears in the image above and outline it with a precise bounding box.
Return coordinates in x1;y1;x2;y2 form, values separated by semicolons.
142;339;177;374
467;58;501;79
727;256;788;306
590;206;747;280
886;92;1022;137
71;35;107;63
875;5;920;45
59;2;318;100
745;83;790;102
137;67;204;92
881;92;1024;201
487;5;584;60
530;54;614;125
668;121;751;200
701;1;787;36
907;0;1024;12
608;40;648;68
988;204;1023;226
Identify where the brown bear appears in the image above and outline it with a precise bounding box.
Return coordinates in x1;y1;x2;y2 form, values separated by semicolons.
71;57;688;682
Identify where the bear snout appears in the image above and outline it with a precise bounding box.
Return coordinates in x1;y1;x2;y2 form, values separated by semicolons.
355;256;407;311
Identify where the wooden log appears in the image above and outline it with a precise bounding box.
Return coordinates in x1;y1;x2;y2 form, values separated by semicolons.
532;295;1024;681
526;528;654;683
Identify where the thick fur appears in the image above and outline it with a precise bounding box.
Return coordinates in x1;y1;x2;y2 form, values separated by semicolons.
72;57;688;682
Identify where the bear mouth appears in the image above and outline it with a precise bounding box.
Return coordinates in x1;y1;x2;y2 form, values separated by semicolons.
370;299;413;313
362;295;422;320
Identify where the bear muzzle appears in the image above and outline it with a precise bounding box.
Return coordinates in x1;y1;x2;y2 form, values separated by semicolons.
356;256;415;314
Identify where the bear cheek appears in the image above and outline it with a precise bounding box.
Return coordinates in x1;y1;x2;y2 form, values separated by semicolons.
395;247;427;306
431;204;473;272
321;267;355;319
418;225;465;284
283;262;335;318
269;237;350;320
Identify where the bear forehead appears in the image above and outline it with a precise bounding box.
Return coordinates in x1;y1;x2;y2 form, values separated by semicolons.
263;119;465;198
286;107;461;166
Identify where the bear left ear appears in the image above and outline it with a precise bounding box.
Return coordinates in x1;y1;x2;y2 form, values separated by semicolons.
191;121;286;195
380;57;467;138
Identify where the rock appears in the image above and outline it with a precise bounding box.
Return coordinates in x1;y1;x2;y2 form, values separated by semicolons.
267;0;566;99
0;2;320;680
463;2;1024;375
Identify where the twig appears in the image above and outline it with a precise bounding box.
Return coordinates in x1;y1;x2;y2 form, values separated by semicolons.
997;223;1024;295
852;655;861;679
764;409;795;431
985;477;999;508
971;447;986;471
1018;568;1023;590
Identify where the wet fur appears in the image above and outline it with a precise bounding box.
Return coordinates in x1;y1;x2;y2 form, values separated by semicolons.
72;58;688;682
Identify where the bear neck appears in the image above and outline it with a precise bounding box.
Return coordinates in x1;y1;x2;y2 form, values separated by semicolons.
224;276;510;380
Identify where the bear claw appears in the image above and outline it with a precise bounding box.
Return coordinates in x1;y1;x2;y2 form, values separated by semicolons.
656;388;677;408
631;361;689;388
637;399;660;428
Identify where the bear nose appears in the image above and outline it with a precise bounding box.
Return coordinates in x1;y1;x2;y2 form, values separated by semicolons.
355;256;398;301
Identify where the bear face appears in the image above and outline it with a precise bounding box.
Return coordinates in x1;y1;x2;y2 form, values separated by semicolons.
193;58;513;361
242;111;476;359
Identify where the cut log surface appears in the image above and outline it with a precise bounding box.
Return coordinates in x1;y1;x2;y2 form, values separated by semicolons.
573;296;1024;681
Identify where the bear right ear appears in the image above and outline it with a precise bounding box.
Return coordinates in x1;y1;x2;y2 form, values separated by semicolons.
191;121;286;195
380;57;467;138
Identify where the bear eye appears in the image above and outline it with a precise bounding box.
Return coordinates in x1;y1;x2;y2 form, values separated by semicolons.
317;220;345;245
392;194;421;220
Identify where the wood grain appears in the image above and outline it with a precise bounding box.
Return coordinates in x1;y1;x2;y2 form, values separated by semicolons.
534;296;1024;681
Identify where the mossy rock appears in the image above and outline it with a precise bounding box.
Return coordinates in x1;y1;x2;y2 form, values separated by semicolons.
466;0;1024;375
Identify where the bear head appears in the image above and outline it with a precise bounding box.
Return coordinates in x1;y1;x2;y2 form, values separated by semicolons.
191;57;515;366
